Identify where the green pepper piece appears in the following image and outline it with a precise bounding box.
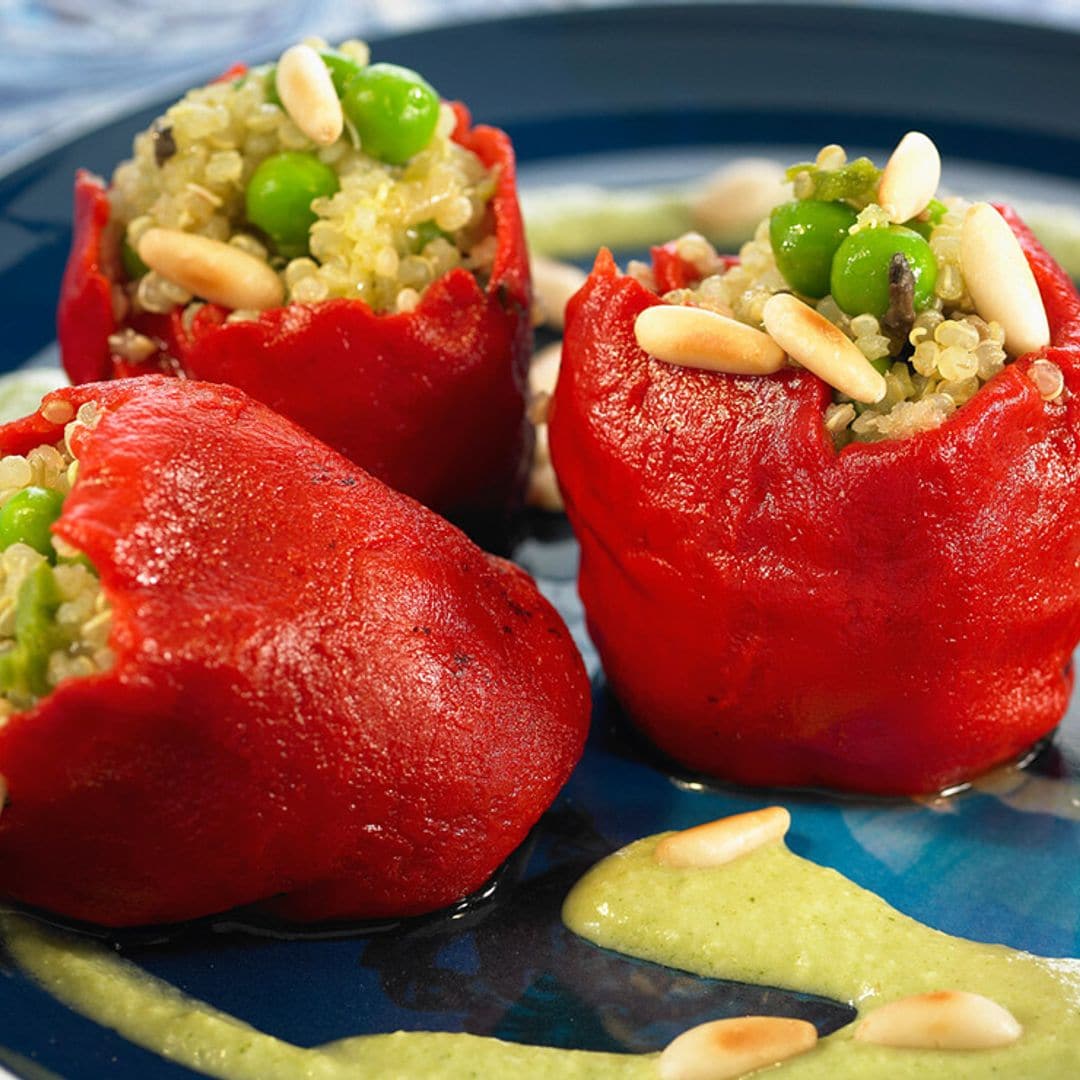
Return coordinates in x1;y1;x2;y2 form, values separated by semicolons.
342;63;440;165
0;563;63;702
244;151;340;259
769;200;858;298
259;64;282;107
786;157;882;207
0;487;65;561
830;226;938;318
121;239;149;281
409;219;450;252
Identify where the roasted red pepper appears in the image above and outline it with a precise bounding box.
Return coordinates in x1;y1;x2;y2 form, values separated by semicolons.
0;377;588;926
57;103;532;525
549;208;1080;795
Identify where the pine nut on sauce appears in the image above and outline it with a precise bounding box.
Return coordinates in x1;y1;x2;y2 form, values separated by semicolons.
659;1016;818;1080
655;806;791;869
855;990;1023;1050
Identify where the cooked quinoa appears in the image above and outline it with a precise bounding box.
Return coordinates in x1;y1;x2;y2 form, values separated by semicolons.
641;143;1058;447
0;403;113;717
109;38;498;320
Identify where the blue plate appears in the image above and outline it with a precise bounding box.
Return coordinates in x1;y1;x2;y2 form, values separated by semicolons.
1;5;1079;1078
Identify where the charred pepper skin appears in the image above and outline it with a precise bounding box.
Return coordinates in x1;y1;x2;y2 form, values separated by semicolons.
57;102;532;526
0;378;588;926
549;209;1080;796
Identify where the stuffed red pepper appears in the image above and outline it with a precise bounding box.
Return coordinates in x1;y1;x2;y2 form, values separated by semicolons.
550;133;1080;795
0;377;588;926
58;39;531;529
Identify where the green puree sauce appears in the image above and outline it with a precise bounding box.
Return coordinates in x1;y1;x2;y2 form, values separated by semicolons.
4;834;1079;1078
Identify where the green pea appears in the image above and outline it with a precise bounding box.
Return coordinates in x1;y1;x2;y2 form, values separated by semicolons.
264;67;282;107
0;487;65;560
245;151;340;258
830;226;938;317
342;63;440;165
409;219;449;252
121;239;148;281
319;50;362;97
905;198;948;240
769;200;858;298
0;563;62;701
265;52;360;107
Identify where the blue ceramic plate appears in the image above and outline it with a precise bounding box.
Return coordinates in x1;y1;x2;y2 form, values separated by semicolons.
1;6;1079;1077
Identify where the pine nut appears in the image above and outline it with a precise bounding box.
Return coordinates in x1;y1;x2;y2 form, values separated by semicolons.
659;1016;817;1080
138;229;284;312
878;131;941;224
531;256;587;329
961;202;1050;356
276;44;344;147
816;144;847;170
763;293;887;403
855;990;1023;1050
655;807;791;869
40;399;74;426
0;773;6;813
635;304;787;375
690;159;788;240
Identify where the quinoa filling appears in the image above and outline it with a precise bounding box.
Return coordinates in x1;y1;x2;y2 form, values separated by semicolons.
634;142;1060;446
0;403;113;717
108;38;497;332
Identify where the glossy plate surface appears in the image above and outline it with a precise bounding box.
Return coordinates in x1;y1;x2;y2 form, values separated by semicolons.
1;5;1079;1077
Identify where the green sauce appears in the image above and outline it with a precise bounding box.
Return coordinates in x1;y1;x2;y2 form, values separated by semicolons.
564;836;1080;1077
4;833;1079;1078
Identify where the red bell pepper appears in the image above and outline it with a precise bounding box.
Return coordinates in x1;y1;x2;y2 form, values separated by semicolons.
549;207;1080;795
0;377;588;926
57;103;532;526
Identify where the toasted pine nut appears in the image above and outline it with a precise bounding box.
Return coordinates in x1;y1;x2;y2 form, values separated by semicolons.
762;293;886;403
655;806;791;869
531;256;587;330
659;1016;817;1080
961;202;1050;356
878;132;941;224
276;44;344;147
41;399;74;426
691;159;788;240
138;229;285;312
855;990;1023;1050
635;305;787;375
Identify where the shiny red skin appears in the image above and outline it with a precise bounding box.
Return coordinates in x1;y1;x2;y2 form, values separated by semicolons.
550;207;1080;795
0;378;588;926
57;104;532;523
